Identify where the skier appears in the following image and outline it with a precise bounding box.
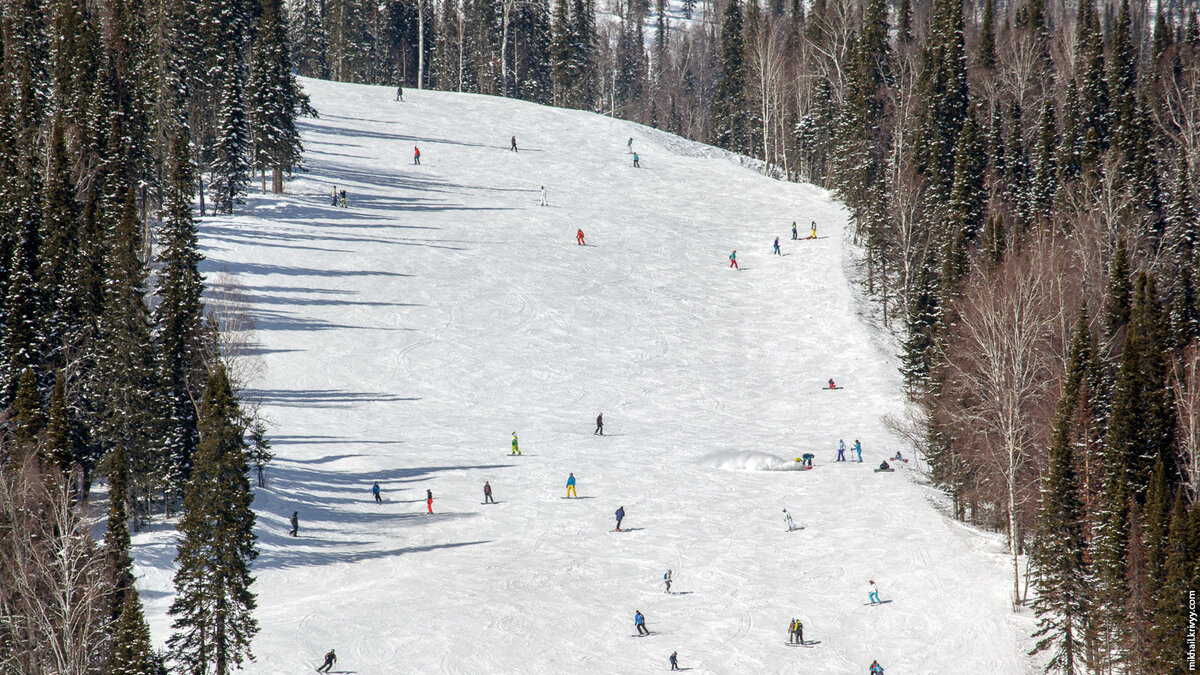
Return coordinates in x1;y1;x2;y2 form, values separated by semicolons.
878;460;890;471
801;453;814;467
566;473;577;498
426;489;434;514
837;439;847;462
331;187;338;206
868;580;881;604
484;480;495;504
413;146;421;165
773;237;781;255
577;228;586;245
339;189;347;207
615;505;625;531
634;610;649;635
670;651;679;670
783;508;795;531
595;413;603;435
810;220;817;239
318;648;336;673
511;135;518;152
511;431;521;455
289;511;299;537
627;137;633;153
854;439;863;462
372;482;381;503
870;660;885;674
395;84;403;101
540;185;547;206
729;250;738;270
792;221;798;240
633;152;640;168
664;569;672;593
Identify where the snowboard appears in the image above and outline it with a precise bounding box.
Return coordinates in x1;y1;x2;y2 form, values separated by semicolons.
793;464;814;471
822;386;843;390
874;468;895;473
865;600;893;606
630;631;656;638
480;501;500;505
890;458;910;463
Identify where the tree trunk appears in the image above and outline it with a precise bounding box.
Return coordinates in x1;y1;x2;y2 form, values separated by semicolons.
273;166;284;194
417;0;425;90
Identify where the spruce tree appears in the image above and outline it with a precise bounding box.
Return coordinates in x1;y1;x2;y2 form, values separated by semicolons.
975;0;996;71
104;442;135;621
45;371;72;473
1091;468;1131;670
289;0;328;78
1151;488;1194;671
38;115;78;369
712;0;749;152
916;0;969;206
11;366;44;450
210;75;250;215
167;366;259;674
248;0;307;194
1103;240;1131;342
1030;97;1058;225
1029;311;1091;672
109;589;158;675
154;132;206;501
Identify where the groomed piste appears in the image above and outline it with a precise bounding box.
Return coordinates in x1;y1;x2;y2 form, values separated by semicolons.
132;77;1033;673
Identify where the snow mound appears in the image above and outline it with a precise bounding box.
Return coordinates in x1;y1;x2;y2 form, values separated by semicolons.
697;450;792;471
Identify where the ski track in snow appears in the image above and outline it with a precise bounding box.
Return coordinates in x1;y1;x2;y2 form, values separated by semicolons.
131;78;1038;673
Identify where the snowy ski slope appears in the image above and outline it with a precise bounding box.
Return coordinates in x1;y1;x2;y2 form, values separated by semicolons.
132;77;1035;673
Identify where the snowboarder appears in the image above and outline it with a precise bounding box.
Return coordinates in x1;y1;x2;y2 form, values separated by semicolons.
426;489;434;514
595;413;603;435
633;152;640;168
511;431;520;455
792;221;798;240
577;229;586;245
773;237;781;255
372;482;381;503
892;450;904;461
854;439;863;462
810;220;817;239
413;146;421;165
339;189;347;207
794;619;804;644
837;439;846;462
788;618;798;643
670;651;679;670
289;511;298;537
634;610;649;635
783;508;795;531
878;460;890;471
828;378;837;389
511;135;518;152
729;250;738;270
318;648;336;672
868;580;881;604
615;505;625;531
396;84;403;101
540;185;547;206
627;137;633;153
484;481;495;504
801;453;814;467
331;187;338;206
566;473;577;498
664;569;672;593
870;660;884;674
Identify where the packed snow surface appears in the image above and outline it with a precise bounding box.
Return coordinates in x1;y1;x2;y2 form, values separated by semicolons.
132;77;1033;673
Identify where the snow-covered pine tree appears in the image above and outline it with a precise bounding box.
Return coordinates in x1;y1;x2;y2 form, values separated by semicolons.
511;0;553;103
37;116;78;372
167;365;259;675
210;74;250;215
45;371;72;473
154;132;206;500
109;588;159;675
1029;97;1058;226
711;0;748;152
915;0;968;208
1029;308;1094;674
326;0;369;81
290;0;328;78
1150;488;1195;670
248;0;307;194
1103;240;1132;344
94;189;162;522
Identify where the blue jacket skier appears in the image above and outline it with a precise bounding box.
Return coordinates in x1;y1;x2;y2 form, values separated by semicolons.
870;660;884;674
615;506;625;531
854;439;862;462
792;222;798;240
837;439;846;461
634;610;649;635
372;482;381;503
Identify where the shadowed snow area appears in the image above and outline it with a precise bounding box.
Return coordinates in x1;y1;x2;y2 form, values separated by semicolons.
132;77;1033;673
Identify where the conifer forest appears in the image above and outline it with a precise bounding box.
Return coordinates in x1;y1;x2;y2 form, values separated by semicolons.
0;0;1198;667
